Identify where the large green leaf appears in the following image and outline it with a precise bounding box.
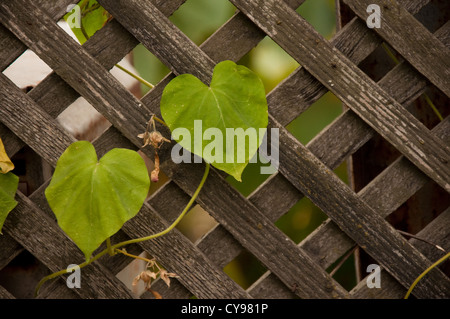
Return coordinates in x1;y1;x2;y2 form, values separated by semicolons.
45;141;150;260
160;60;268;181
0;172;19;234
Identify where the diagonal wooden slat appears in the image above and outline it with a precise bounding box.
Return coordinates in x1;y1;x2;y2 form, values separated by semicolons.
229;0;450;193
0;285;15;299
343;0;450;97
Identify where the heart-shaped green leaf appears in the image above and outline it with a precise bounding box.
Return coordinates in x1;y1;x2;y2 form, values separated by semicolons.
0;172;19;234
161;60;268;181
45;141;150;260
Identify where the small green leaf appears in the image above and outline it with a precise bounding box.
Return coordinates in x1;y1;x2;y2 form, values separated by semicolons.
0;172;19;234
160;60;268;181
64;0;110;44
45;141;150;260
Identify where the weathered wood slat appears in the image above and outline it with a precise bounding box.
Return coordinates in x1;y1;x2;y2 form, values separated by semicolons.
343;0;450;97
229;0;450;193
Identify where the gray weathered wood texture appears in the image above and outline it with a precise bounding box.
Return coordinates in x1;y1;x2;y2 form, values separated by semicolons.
0;0;448;299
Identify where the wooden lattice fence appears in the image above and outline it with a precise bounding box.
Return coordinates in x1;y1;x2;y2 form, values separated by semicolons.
0;0;449;299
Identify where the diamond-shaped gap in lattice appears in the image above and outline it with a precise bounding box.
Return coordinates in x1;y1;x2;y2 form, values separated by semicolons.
223;249;267;290
385;179;450;241
225;160;274;198
169;0;236;46
325;244;358;291
9;146;53;197
116;250;152;298
0;250;50;299
175;204;218;244
405;86;449;130
349;131;402;193
357;42;400;83
236;36;300;93
286;91;343;145
58;1;112;46
2;48;52;92
296;0;337;40
132;44;172;96
275;196;327;245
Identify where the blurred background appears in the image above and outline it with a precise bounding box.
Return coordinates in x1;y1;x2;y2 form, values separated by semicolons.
129;0;355;293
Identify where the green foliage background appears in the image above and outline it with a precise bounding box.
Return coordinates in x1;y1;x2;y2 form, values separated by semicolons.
132;0;356;292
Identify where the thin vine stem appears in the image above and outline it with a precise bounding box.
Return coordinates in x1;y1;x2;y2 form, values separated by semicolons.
115;249;154;264
35;163;210;297
115;63;154;89
404;251;450;299
106;237;114;256
422;93;444;122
